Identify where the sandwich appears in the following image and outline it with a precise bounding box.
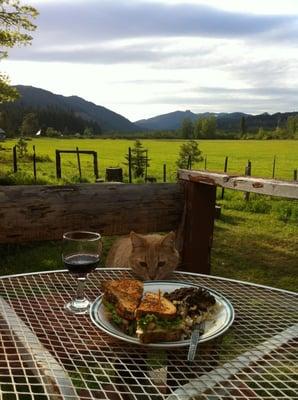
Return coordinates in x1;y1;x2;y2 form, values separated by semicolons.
135;291;184;343
102;279;143;335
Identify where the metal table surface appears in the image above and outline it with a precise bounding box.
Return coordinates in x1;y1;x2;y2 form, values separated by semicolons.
0;268;297;400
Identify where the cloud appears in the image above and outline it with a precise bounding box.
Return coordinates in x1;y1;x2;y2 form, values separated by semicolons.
197;86;298;97
33;1;295;41
8;0;298;64
9;45;166;64
136;85;298;114
112;79;186;84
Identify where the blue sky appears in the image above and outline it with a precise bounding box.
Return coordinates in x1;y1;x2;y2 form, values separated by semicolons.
3;0;298;120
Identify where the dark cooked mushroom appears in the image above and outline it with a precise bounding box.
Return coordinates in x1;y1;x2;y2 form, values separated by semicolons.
164;287;216;314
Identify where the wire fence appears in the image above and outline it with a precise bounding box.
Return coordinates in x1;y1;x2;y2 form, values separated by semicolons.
1;144;297;187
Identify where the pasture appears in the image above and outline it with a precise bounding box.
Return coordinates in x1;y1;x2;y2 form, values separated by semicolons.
0;138;297;183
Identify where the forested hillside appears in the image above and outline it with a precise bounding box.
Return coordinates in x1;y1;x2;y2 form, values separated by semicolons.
0;85;138;135
0;85;297;138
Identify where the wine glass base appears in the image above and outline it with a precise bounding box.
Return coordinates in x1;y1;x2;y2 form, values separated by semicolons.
64;298;91;315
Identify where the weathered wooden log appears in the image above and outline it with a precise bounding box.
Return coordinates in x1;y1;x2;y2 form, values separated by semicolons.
0;183;184;243
178;169;298;199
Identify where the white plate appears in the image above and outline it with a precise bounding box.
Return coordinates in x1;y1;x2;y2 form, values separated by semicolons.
90;280;234;348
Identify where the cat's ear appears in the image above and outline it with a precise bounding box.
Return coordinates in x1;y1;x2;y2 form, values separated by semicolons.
160;231;176;248
130;231;146;248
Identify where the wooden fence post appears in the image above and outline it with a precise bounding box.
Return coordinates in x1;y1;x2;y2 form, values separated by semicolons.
177;180;216;274
187;155;192;170
272;155;276;179
76;147;82;181
163;163;167;182
145;149;148;181
33;145;37;182
294;169;297;181
128;147;132;183
56;150;61;179
13;145;17;173
244;160;252;201
221;156;228;200
93;152;99;180
204;156;207;170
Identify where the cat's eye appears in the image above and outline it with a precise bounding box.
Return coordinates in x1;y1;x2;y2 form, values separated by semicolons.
158;261;165;267
139;261;147;267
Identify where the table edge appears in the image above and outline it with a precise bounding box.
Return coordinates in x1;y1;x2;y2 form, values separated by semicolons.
0;268;297;296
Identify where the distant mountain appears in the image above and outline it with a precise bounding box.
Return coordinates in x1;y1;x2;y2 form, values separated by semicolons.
136;110;198;130
135;110;297;132
136;110;248;131
13;85;138;133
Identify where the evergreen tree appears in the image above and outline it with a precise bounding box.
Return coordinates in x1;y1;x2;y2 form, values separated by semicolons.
176;140;203;169
195;116;216;138
240;116;246;136
21;112;39;136
125;140;149;178
287;115;298;137
181;118;194;139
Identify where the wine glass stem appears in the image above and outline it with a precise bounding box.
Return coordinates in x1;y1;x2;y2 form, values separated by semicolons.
76;276;87;300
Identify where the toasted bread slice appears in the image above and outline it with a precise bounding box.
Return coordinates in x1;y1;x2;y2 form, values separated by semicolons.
135;292;176;319
102;279;143;320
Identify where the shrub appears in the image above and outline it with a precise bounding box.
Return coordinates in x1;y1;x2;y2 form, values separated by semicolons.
272;201;298;222
245;198;271;214
16;137;28;157
0;171;51;185
64;175;91;184
27;153;52;162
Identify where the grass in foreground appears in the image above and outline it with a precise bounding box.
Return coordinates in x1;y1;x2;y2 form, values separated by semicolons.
212;208;297;292
0;203;297;292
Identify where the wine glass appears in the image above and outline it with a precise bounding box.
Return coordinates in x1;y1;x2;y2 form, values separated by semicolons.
62;231;102;314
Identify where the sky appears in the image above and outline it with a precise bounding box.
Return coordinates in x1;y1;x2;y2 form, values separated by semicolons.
3;0;298;121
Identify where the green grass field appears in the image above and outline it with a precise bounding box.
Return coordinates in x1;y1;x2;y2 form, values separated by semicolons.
1;138;297;183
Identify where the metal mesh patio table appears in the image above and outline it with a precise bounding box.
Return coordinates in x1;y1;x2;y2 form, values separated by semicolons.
0;268;297;399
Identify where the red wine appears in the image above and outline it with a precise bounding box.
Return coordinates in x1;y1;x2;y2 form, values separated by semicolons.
64;254;99;275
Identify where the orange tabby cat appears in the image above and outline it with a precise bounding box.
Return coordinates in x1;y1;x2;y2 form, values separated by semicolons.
105;231;179;280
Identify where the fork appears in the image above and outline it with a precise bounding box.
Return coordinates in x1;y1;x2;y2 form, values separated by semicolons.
187;320;205;362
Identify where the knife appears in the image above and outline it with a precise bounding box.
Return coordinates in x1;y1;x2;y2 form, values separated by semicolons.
187;321;205;362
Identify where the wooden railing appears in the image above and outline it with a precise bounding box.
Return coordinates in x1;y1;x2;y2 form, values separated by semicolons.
178;170;298;199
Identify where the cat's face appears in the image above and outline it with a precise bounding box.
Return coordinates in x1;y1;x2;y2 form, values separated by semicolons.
129;231;179;280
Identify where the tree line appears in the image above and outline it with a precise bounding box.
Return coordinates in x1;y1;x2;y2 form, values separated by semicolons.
180;115;298;139
0;105;102;137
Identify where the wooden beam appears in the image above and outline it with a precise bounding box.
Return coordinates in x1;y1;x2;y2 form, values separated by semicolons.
0;183;184;243
178;169;298;199
56;149;97;155
177;180;216;274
